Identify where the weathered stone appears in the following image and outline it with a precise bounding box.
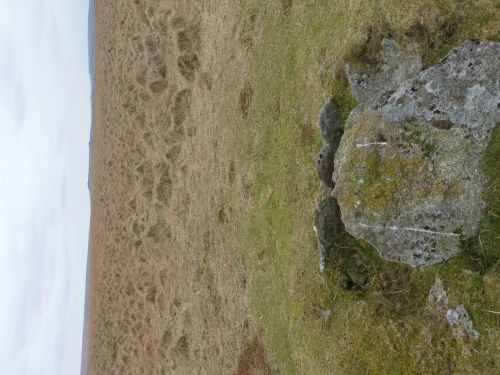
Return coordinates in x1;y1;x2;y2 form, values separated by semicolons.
312;305;332;322
319;99;343;145
313;196;343;272
317;99;344;189
316;143;335;188
333;40;499;266
447;304;480;342
333;112;485;265
427;277;448;311
320;309;331;322
383;40;500;142
345;39;422;109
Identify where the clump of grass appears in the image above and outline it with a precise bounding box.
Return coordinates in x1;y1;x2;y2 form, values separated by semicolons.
476;124;500;268
328;66;357;123
345;22;394;69
238;1;500;373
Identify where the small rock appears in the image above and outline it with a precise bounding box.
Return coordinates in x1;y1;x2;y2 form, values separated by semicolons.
312;305;332;322
316;143;335;188
313;196;343;272
320;309;331;322
331;63;337;78
319;99;344;146
447;304;480;342
427;277;448;311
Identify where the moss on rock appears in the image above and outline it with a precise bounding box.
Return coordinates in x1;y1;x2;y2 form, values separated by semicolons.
333;111;485;266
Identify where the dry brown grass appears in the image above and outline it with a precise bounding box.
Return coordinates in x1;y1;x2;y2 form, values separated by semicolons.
86;1;264;374
236;338;272;375
238;82;253;118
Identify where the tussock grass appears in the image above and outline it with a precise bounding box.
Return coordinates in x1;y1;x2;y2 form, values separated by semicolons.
237;1;500;373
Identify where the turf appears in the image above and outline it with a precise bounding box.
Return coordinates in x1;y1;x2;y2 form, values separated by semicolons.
238;1;500;373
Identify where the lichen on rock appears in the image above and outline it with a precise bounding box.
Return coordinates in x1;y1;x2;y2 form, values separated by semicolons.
447;304;480;343
426;277;449;314
316;143;335;188
313;196;343;272
383;40;500;143
333;111;484;265
331;39;499;267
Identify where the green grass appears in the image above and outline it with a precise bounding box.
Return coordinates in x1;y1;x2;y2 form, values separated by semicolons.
238;1;500;373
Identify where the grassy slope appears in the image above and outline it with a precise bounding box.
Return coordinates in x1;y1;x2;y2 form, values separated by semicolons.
237;1;500;374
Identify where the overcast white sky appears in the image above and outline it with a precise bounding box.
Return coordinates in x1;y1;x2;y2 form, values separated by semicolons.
0;0;91;374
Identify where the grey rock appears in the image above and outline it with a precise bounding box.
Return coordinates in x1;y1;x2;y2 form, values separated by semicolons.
447;304;480;341
313;196;343;272
383;40;500;142
331;63;338;79
332;40;499;266
311;305;332;322
345;39;422;109
317;99;344;189
333;112;485;266
427;277;448;310
320;309;331;322
316;143;335;188
319;99;343;145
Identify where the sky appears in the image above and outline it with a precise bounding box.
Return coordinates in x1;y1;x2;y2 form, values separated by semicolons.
0;0;91;374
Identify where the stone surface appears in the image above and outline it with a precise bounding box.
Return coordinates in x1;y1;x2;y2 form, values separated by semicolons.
345;39;422;109
319;99;344;146
427;277;448;310
320;309;331;322
333;40;500;266
313;196;343;272
383;40;500;142
316;99;344;189
316;143;335;188
447;304;480;341
333;112;485;265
